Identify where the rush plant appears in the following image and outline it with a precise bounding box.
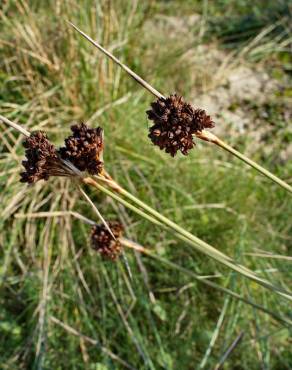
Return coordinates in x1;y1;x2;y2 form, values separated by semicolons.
1;4;291;367
1;114;292;315
69;22;292;194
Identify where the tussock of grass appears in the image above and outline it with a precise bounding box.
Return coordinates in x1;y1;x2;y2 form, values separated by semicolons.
0;1;291;369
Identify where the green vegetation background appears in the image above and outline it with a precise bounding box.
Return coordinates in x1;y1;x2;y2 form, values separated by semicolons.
0;1;291;369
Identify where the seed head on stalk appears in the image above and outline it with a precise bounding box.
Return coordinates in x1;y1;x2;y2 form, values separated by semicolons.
91;221;124;260
59;123;104;175
68;23;292;193
67;23;215;156
20;131;71;183
147;94;214;156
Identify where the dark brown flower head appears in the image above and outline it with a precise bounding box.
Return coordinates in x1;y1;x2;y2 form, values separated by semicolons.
91;221;124;260
20;131;62;183
59;123;104;175
147;94;214;156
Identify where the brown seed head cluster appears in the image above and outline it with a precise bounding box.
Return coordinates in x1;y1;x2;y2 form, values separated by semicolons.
147;94;214;156
20;131;62;183
91;221;124;260
59;123;104;175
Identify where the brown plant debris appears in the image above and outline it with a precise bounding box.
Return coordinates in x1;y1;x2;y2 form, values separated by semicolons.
59;123;104;175
20;131;65;183
147;94;214;156
91;221;124;260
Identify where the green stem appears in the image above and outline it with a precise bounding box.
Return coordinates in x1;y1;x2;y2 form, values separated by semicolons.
85;176;292;302
216;138;292;193
121;238;292;327
197;131;292;194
